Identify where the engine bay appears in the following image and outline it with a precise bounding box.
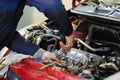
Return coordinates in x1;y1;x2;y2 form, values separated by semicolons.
24;10;120;79
0;1;120;80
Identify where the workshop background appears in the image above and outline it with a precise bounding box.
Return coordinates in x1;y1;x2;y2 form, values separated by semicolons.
17;0;72;30
17;0;120;30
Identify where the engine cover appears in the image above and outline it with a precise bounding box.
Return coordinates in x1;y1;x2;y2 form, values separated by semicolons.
7;58;88;80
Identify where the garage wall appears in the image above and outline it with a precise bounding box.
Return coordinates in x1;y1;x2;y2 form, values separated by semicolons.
17;0;72;30
17;0;120;30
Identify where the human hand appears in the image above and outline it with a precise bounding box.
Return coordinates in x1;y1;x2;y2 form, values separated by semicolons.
41;51;60;63
60;33;74;53
33;49;60;63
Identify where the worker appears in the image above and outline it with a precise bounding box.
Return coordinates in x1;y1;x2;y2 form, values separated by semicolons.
0;0;74;62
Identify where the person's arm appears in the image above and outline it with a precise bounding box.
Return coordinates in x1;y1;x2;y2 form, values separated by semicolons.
6;31;40;55
27;0;74;52
7;31;60;62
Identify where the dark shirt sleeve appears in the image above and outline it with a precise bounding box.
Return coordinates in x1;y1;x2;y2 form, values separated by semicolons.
0;0;39;55
1;0;73;56
27;0;73;36
7;31;39;56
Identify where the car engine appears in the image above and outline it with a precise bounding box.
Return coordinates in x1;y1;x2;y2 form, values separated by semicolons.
24;12;120;80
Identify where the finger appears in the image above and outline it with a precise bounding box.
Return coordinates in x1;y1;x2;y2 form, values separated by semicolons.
41;57;46;61
54;57;61;63
53;53;61;63
60;48;70;53
61;49;67;53
60;41;70;48
60;41;66;48
60;41;65;46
